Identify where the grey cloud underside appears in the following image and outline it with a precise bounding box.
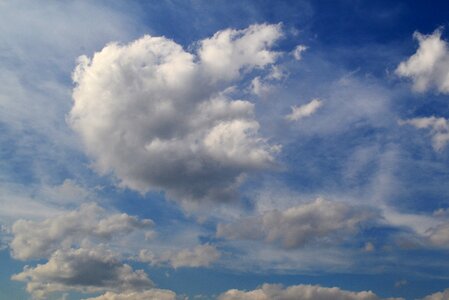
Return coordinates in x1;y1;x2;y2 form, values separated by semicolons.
217;198;380;249
12;247;154;299
69;24;282;208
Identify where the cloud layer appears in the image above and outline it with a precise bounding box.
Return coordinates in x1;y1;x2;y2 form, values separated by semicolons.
139;244;220;268
10;203;154;260
70;24;282;208
218;283;403;300
217;198;380;249
12;247;154;299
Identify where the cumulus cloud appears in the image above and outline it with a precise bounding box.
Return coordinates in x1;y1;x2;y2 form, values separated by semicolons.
10;203;154;260
12;247;154;299
396;28;449;93
399;116;449;151
199;23;282;81
139;244;220;268
218;283;403;300
70;24;282;209
292;44;308;61
285;99;322;121
83;289;177;300
422;288;449;300
217;198;380;249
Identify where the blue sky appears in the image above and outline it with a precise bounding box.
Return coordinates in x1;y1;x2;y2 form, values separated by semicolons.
2;1;449;299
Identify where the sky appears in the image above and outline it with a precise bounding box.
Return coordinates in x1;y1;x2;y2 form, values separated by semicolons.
1;0;449;299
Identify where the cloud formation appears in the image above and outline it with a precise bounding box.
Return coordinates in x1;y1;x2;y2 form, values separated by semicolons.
139;244;220;268
218;283;403;300
12;247;154;299
70;24;282;208
422;288;449;300
83;289;177;300
285;99;322;121
217;198;379;249
399;117;449;151
292;44;307;61
396;28;449;93
10;203;154;260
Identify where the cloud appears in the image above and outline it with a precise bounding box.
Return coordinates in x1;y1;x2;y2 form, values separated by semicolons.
198;23;283;82
218;283;403;300
217;198;380;249
83;289;177;300
139;244;220;268
12;247;154;299
422;288;449;300
399;117;449;151
69;24;282;209
292;45;308;61
285;99;322;121
396;28;449;93
10;203;154;260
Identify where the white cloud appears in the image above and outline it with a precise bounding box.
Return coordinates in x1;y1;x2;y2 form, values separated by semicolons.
422;288;449;300
139;244;220;268
83;289;177;300
12;247;154;299
217;198;380;249
292;44;308;61
218;283;403;300
199;23;283;82
396;28;449;93
10;203;154;260
285;99;322;121
399;116;449;151
70;24;282;209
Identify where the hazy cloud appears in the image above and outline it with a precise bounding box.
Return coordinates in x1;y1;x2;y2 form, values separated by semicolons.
139;244;220;268
285;99;322;122
399;116;449;151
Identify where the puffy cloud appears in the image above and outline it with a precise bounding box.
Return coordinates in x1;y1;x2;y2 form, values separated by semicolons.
70;24;282;209
11;247;154;299
285;99;322;121
199;23;283;82
217;198;380;249
396;28;449;93
292;45;307;61
83;289;177;300
422;288;449;300
218;283;403;300
10;203;154;260
139;244;220;268
399;117;449;151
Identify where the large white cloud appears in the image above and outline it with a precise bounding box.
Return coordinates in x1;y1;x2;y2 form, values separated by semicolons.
69;24;282;209
10;203;154;260
12;247;154;299
399;117;449;151
83;289;177;300
139;244;220;268
218;283;403;300
217;198;380;249
396;28;449;93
